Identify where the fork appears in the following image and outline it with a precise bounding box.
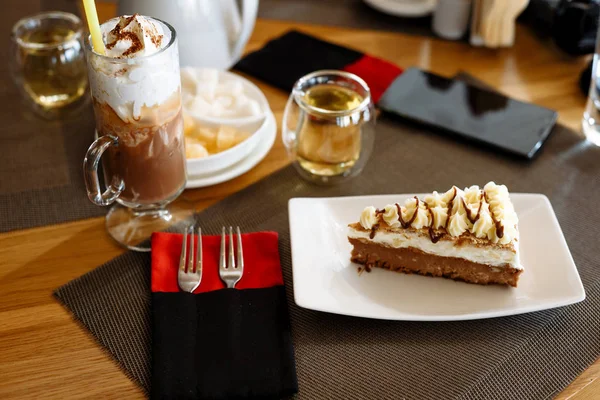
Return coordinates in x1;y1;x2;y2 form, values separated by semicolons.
178;224;202;293
219;226;244;288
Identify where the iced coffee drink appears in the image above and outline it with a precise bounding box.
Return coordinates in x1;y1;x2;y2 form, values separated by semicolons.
83;15;187;251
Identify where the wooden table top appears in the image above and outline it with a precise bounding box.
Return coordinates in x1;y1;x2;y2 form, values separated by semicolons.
1;2;598;399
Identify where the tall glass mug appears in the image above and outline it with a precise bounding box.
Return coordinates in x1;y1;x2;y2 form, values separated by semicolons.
282;70;376;184
83;17;187;252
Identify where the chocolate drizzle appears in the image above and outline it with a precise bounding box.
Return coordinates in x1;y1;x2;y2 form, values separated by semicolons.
462;191;484;224
484;190;504;238
369;224;379;239
396;197;420;228
368;209;385;238
425;204;445;243
444;186;458;230
496;223;505;238
423;187;457;243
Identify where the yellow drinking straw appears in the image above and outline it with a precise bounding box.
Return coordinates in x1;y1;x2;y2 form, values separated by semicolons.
82;0;106;55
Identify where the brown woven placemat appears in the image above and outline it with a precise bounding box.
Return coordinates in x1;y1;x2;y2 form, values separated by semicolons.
0;0;106;233
55;71;600;398
0;105;107;233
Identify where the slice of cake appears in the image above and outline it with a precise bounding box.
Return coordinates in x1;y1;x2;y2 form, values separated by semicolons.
347;182;523;287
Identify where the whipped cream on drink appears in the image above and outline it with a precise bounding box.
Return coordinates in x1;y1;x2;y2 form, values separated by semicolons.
103;14;163;58
86;15;186;206
87;14;180;123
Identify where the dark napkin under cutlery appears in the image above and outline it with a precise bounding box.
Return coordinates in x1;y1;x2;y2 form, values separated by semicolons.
151;231;298;400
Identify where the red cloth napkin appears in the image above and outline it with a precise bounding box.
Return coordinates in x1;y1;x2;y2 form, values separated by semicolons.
343;55;403;104
151;231;284;293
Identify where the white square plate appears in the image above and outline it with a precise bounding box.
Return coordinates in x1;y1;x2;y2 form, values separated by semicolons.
288;194;585;321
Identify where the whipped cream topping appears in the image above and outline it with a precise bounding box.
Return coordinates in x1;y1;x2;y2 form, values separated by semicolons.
401;198;430;229
103;14;163;58
382;204;400;228
447;211;469;237
87;15;180;123
357;182;519;244
360;206;378;230
484;182;518;244
472;201;494;239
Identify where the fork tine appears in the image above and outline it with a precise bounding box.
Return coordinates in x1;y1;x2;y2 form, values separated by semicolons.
196;226;202;276
228;226;235;269
179;225;188;271
219;226;226;270
236;226;243;272
187;225;194;273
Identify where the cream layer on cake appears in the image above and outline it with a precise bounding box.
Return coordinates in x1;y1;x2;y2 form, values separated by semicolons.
347;227;520;268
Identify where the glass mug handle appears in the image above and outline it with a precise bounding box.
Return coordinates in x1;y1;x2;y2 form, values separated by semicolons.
83;135;124;206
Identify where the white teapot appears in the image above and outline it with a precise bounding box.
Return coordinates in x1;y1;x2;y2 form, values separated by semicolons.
118;0;259;69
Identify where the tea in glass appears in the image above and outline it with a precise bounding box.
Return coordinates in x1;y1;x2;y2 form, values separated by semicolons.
283;70;376;184
11;12;87;115
296;84;364;176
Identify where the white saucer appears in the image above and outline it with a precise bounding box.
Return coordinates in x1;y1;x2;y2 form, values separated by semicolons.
363;0;437;17
185;111;276;189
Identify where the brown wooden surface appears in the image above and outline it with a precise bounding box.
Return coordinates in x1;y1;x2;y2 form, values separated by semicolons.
1;2;598;399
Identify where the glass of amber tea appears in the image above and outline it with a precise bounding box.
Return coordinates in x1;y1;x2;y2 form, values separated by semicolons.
11;12;87;118
282;70;376;184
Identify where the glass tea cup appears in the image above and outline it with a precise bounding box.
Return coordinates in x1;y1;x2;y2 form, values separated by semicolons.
282;70;376;184
10;12;87;118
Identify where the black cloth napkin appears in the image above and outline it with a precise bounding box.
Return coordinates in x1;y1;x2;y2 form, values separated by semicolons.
234;30;363;92
234;30;403;103
151;232;297;399
152;289;297;399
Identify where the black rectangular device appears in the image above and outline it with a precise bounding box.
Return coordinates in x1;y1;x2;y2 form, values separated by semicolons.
378;68;558;159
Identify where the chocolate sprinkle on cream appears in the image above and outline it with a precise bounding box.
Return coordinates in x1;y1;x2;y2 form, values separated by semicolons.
105;14;163;58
